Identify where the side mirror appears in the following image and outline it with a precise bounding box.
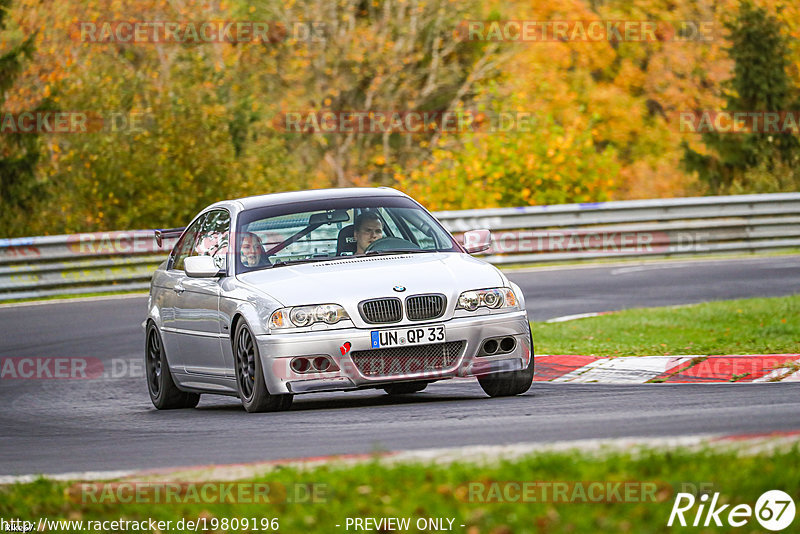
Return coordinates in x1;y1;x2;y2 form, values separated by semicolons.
462;229;492;254
184;256;223;278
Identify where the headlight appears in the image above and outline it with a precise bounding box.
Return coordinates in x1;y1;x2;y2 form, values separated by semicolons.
270;304;349;329
456;288;517;311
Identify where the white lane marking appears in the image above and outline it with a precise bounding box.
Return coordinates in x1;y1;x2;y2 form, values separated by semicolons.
611;264;690;275
552;356;694;383
0;292;147;309
759;264;800;269
545;312;602;323
609;256;800;275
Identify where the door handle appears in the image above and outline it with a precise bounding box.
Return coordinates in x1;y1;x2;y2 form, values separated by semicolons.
173;284;185;295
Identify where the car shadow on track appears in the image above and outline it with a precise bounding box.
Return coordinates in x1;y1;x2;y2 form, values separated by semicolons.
192;389;495;413
289;392;490;412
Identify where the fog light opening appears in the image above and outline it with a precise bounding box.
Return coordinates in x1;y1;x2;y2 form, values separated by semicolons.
500;337;516;353
483;339;499;354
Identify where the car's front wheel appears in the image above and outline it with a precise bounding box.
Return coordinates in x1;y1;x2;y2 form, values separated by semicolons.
477;328;535;398
234;321;293;413
145;322;200;409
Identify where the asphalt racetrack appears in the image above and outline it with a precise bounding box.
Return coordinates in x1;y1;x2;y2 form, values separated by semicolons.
1;255;798;476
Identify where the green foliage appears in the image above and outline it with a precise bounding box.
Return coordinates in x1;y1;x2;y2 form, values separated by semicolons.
0;0;41;234
683;0;800;194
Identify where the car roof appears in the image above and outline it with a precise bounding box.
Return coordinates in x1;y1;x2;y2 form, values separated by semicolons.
207;187;409;212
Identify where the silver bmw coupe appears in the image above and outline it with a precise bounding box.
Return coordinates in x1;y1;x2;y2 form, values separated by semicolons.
145;188;534;412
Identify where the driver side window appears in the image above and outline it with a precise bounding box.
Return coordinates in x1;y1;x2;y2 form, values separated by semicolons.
195;210;230;270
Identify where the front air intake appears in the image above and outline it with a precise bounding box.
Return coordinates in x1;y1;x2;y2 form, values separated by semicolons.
350;341;465;377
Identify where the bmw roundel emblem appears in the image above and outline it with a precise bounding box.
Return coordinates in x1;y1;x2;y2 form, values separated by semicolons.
393;285;406;292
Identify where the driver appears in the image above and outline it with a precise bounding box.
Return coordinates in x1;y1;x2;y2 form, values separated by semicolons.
354;212;383;254
239;231;266;267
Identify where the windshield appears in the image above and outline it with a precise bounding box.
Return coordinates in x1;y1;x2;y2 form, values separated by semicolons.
235;196;459;274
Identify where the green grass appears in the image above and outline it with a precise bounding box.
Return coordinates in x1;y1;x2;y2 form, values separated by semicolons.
532;295;800;357
2;446;798;533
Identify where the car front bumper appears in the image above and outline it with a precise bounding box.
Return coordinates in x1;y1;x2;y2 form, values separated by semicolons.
255;310;532;395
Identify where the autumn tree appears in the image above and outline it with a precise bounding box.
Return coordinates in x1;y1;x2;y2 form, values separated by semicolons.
3;0;502;235
683;0;800;193
397;96;620;210
5;0;300;234
250;0;503;187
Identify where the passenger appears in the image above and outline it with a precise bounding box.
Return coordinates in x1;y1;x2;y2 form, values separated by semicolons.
353;212;383;254
239;232;267;267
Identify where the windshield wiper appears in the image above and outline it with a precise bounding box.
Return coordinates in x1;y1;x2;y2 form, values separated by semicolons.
363;249;434;256
270;257;335;268
267;250;435;267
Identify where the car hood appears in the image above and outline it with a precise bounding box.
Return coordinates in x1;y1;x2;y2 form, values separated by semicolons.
236;252;505;307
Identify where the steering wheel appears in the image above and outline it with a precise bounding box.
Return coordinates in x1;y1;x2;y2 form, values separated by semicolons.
365;237;421;253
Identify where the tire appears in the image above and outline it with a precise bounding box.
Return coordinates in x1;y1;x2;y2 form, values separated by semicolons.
383;381;428;395
145;322;200;409
234;321;293;413
477;327;535;398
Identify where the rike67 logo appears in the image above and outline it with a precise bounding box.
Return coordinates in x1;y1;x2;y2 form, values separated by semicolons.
668;490;795;531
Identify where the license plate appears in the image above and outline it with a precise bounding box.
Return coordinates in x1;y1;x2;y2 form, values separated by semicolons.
370;325;446;348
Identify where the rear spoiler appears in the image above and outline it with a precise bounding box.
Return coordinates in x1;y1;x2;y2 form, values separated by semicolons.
154;227;186;248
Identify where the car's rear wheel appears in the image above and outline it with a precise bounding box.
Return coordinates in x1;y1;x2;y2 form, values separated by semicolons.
477;327;535;398
383;381;428;395
145;322;200;409
234;321;293;413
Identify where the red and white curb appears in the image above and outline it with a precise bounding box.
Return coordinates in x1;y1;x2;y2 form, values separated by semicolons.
533;354;800;383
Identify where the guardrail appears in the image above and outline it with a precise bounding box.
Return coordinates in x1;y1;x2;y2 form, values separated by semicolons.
1;192;798;301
